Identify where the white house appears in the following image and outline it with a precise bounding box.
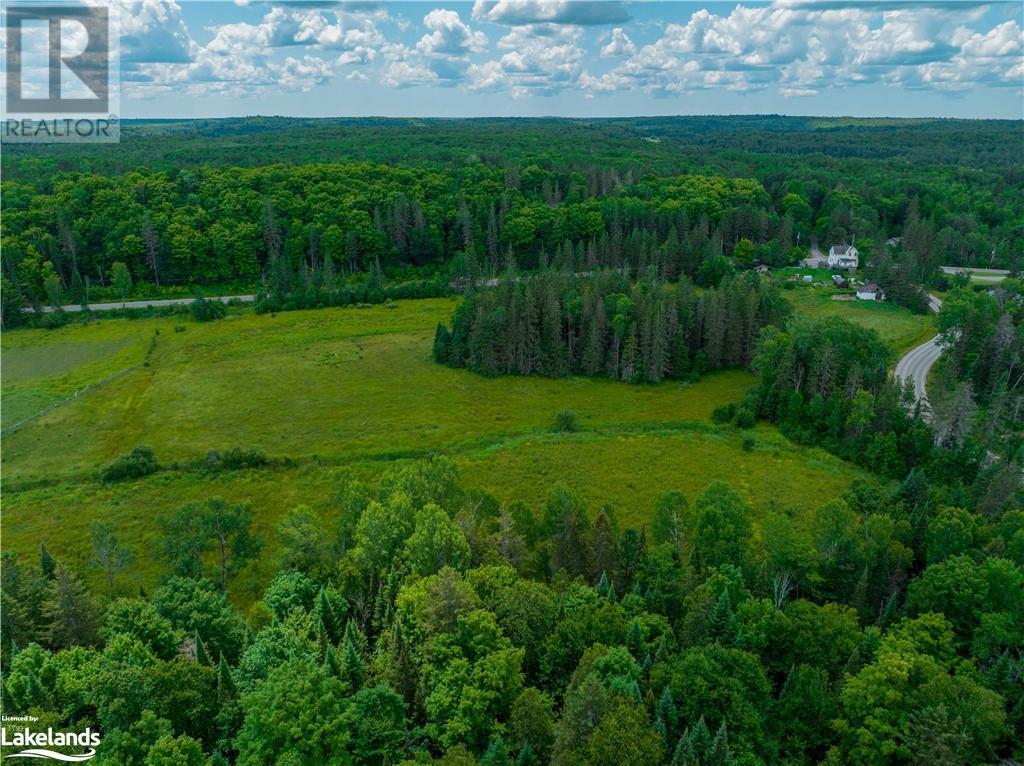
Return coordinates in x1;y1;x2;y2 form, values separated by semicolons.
827;244;859;270
856;283;884;301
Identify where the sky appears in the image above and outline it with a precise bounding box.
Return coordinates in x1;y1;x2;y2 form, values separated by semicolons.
33;0;1024;118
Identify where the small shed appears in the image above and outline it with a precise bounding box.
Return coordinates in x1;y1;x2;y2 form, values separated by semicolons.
856;283;884;301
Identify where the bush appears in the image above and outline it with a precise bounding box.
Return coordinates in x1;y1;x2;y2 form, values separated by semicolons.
742;435;756;452
733;407;756;429
552;409;580;433
189;296;227;322
712;404;737;424
101;446;159;482
202;447;269;472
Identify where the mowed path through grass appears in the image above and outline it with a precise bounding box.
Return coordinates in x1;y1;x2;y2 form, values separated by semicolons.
2;298;875;601
1;320;160;430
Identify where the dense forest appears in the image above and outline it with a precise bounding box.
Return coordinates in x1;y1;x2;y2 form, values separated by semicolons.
433;272;789;383
3;456;1022;765
2;118;1021;318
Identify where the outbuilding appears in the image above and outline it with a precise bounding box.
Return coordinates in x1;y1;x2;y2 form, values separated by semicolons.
856;283;885;301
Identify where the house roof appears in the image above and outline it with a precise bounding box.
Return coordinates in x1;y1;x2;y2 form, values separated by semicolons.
860;283;880;292
829;244;853;255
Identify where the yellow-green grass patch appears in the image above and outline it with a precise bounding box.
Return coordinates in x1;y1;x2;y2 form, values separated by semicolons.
1;300;753;484
2;424;873;606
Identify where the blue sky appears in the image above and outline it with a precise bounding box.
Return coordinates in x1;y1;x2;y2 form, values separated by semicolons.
113;0;1023;118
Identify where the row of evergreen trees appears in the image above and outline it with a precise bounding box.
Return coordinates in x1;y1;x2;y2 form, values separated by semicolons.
433;271;790;384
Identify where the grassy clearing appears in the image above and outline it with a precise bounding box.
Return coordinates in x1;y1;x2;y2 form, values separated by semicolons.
1;319;166;430
1;297;877;603
783;286;935;355
1;300;754;484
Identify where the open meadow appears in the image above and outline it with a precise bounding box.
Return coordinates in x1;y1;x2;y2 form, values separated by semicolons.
2;298;873;602
781;284;935;354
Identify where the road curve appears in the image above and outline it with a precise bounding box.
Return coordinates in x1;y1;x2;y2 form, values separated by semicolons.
893;294;943;413
36;294;257;313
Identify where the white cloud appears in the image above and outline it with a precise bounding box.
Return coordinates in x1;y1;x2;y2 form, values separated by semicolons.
417;9;486;56
472;0;629;27
381;58;439;88
584;3;1023;98
601;28;635;58
118;0;1023;103
469;24;586;94
119;0;194;63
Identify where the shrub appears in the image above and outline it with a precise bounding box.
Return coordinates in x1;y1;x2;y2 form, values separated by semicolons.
101;446;159;482
202;447;269;472
733;407;756;429
552;409;580;433
712;404;737;424
190;296;227;322
742;436;756;452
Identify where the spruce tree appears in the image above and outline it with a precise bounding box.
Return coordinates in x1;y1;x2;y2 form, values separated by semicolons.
42;564;99;649
656;687;679;746
194;630;212;665
39;544;56;581
341;635;365;690
481;735;512;766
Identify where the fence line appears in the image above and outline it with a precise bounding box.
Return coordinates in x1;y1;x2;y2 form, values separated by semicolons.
1;330;160;437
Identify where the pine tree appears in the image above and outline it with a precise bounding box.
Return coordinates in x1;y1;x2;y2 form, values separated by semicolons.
39;544;56;581
194;630;212;665
42;564;99;649
620;323;639;382
671;729;696;766
343;619;368;654
707;723;733;766
656;687;679;747
341;635;365;690
433;323;452;364
710;589;738;646
324;645;343;678
515;742;536;766
689;717;711;761
314;588;341;644
216;654;238;705
481;735;512;766
591;512;619;585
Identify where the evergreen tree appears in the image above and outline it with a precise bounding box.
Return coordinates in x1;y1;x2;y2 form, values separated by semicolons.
341;635;365;690
39;543;56;581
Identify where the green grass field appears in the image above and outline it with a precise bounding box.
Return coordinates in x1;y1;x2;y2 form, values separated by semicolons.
1;319;160;430
782;286;935;355
2;298;876;602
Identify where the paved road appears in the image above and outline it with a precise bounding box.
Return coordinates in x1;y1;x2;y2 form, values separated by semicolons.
893;293;943;414
37;294;256;313
939;266;1010;284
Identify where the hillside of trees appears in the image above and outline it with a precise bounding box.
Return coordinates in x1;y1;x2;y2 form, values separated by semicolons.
3;457;1022;765
2;117;1021;319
